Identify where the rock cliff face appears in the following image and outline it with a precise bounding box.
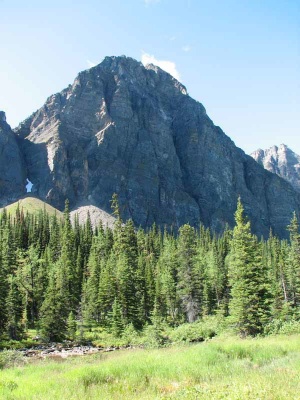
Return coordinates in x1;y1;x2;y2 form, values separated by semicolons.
252;145;300;193
0;111;25;205
10;56;300;237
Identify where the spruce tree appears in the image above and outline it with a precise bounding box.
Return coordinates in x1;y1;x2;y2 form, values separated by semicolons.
228;198;270;336
177;224;200;323
82;240;102;324
40;269;68;341
110;298;124;337
266;233;290;319
67;311;77;340
6;275;24;340
287;212;300;311
98;256;116;326
0;250;8;335
56;200;77;312
158;234;179;324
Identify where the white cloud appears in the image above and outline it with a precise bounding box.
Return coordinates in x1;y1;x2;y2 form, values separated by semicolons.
87;60;97;68
182;45;191;52
141;52;180;81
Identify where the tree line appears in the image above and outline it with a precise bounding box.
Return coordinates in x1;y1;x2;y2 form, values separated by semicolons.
0;195;300;341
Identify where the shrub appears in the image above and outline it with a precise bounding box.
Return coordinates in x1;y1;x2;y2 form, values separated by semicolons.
169;316;219;344
169;322;215;343
0;350;26;369
121;323;140;346
0;338;39;350
140;324;169;348
264;319;300;335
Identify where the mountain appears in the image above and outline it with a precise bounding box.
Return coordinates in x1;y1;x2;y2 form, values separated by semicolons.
0;111;26;205
251;144;300;193
1;55;299;238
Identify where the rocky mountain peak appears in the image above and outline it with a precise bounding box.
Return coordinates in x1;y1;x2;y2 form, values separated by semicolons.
0;111;7;122
80;56;189;98
251;144;300;192
2;56;300;238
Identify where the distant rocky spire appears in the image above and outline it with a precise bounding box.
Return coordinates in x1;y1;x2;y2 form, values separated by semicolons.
251;144;300;192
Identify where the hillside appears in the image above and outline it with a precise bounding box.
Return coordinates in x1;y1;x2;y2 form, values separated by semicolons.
0;197;117;228
0;196;62;218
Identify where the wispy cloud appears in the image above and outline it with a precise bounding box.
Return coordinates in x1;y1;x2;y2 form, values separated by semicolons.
87;60;97;68
182;45;191;52
141;52;180;81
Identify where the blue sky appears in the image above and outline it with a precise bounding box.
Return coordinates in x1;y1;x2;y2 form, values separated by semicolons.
0;0;299;154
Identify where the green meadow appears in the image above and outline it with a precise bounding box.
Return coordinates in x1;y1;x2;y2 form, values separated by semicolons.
1;334;300;400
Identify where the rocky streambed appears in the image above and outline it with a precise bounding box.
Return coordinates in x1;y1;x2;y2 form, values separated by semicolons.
19;343;133;359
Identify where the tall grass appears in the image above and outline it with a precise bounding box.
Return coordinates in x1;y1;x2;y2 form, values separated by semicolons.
0;334;300;399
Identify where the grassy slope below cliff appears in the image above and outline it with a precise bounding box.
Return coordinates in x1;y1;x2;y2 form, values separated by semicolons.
0;197;116;227
0;196;63;218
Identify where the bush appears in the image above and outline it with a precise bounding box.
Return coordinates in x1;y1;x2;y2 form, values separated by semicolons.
169;323;215;344
121;323;140;346
140;324;169;348
169;316;220;344
0;350;26;369
264;319;300;335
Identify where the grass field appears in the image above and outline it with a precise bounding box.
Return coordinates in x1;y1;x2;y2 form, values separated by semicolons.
1;334;300;399
0;196;62;218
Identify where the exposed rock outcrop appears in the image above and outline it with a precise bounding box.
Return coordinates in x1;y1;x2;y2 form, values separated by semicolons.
7;56;300;238
252;144;300;193
0;111;26;205
70;204;116;229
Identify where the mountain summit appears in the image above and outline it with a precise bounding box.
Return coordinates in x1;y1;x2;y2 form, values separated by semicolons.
0;55;299;237
251;144;300;193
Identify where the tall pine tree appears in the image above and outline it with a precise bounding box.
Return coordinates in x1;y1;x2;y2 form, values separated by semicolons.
228;198;270;336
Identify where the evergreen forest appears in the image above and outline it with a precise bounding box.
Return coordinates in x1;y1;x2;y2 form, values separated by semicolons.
1;195;300;344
